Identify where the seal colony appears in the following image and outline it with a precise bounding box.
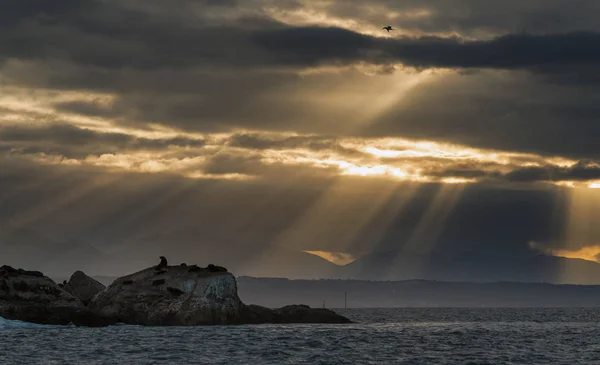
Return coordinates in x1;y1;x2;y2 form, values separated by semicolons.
0;258;352;327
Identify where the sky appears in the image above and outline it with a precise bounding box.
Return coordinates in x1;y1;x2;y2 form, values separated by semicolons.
2;0;600;278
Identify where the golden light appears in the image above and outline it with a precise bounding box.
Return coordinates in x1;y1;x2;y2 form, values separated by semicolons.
589;182;600;189
547;245;600;263
9;174;120;228
441;177;477;184
385;182;466;279
535;186;600;283
263;3;439;38
0;83;595;189
262;178;420;272
304;251;356;265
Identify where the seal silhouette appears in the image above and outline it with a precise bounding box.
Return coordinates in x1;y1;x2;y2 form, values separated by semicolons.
156;256;168;270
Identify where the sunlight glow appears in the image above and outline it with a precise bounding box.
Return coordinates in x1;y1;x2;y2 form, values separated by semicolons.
0;84;595;188
263;3;438;38
589;182;600;189
268;180;420;266
543;244;600;263
304;251;356;265
530;187;600;283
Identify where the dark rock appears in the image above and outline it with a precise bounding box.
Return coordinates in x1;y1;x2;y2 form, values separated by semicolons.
154;270;167;275
63;271;106;306
166;287;184;296
1;264;351;327
13;281;29;291
0;266;18;277
1;304;117;327
188;265;203;273
180;263;187;267
239;304;352;324
275;305;352;324
38;285;61;296
89;265;242;326
207;264;228;273
0;267;116;327
240;304;278;324
0;266;44;278
25;270;44;278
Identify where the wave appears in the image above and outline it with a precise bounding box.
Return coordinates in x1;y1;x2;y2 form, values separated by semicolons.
0;317;60;330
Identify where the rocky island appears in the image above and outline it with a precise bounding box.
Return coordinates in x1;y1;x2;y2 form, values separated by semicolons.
0;266;115;326
0;261;351;327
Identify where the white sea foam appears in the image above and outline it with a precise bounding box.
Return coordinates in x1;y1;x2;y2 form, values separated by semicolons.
0;317;56;330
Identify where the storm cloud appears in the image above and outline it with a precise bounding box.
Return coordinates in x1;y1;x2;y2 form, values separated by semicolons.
2;0;600;280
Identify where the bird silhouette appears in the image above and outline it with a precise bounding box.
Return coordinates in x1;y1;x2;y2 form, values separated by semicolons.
382;25;393;33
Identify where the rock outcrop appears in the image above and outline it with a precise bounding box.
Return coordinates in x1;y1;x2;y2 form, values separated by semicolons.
63;271;106;305
0;262;351;326
240;304;352;324
88;265;243;325
0;266;116;327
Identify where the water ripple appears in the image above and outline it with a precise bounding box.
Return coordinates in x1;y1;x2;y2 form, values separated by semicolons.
3;308;600;364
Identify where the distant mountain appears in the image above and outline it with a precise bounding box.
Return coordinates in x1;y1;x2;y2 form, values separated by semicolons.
237;277;600;308
338;249;600;285
5;222;600;284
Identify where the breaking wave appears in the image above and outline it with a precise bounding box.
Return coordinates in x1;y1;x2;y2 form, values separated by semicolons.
0;317;58;330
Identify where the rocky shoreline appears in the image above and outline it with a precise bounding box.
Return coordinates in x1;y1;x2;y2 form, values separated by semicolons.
0;262;351;327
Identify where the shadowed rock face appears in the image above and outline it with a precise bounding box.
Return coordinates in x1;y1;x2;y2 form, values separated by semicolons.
64;271;106;306
0;266;116;327
88;265;243;325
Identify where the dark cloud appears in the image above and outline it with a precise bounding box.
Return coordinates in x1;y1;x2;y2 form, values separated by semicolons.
326;0;600;35
226;133;359;155
0;123;131;145
254;29;600;70
0;0;597;163
505;160;600;183
57;101;120;118
2;0;600;280
3;0;600;72
420;159;600;184
0;124;205;158
367;71;600;159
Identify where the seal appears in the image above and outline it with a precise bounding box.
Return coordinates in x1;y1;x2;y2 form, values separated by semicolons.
156;256;168;270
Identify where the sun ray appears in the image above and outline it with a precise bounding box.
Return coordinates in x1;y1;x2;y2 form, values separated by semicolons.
384;183;466;279
246;178;419;276
9;174;120;228
543;187;600;283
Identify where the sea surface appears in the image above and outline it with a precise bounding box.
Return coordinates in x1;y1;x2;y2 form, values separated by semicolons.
3;308;600;364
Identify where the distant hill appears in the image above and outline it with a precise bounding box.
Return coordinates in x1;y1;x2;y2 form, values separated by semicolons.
5;223;600;284
336;249;600;285
237;277;600;308
55;275;600;308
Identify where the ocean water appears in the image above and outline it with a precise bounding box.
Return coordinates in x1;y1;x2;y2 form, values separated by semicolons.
3;308;600;364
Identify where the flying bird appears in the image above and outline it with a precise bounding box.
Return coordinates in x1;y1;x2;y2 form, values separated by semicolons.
382;25;393;33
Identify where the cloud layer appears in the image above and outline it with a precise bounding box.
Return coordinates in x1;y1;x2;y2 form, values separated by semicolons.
2;0;600;278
